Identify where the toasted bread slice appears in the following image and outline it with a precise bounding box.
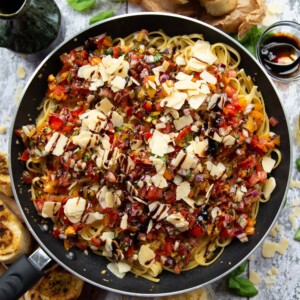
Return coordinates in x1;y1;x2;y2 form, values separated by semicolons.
0;192;23;221
0;152;13;197
0;200;31;264
24;264;84;300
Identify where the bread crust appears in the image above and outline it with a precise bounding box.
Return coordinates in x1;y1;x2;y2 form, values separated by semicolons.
24;264;84;300
0;200;31;264
0;152;13;197
200;0;237;16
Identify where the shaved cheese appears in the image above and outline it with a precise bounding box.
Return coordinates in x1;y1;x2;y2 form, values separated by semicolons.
249;271;261;285
263;177;276;200
262;156;276;173
174;80;199;90
138;245;155;268
149;130;171;157
77;64;98;80
210;162;226;179
180;153;198;170
173;115;193;131
223;135;236;146
82;212;104;224
152;174;168;188
176;181;191;200
45;132;69;156
262;241;278;258
161;91;187;110
120;214;128;230
80;109;107;132
262;237;289;258
107;262;131;279
110;111;124;127
96;97;114;114
267;2;283;14
72;131;99;149
175;55;186;66
200;70;217;84
186;139;208;157
41;202;61;219
111;76;126;92
190;41;217;65
166;212;189;232
64;197;86;224
188;93;206;109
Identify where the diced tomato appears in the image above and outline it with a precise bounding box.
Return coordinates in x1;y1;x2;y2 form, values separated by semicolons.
223;104;237;116
49;114;64;131
175;126;191;144
125;106;133;117
160;123;173;134
113;46;121;58
22;170;35;184
144;132;153;141
52;229;60;237
20;149;30;161
71;107;84;118
91;237;101;247
143;101;153;112
191;225;204;237
226;70;237;78
224;85;237;99
164;241;172;256
269;116;279;127
165;191;176;204
257;170;267;183
220;227;236;238
145;186;163;201
34;198;44;212
126;245;134;257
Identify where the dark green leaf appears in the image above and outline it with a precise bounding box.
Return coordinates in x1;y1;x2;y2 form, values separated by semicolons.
294;227;300;241
233;25;264;57
296;158;300;171
230;261;247;277
89;9;114;25
229;277;258;297
67;0;96;12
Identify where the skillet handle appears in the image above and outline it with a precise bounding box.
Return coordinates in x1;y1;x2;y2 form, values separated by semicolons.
0;248;52;300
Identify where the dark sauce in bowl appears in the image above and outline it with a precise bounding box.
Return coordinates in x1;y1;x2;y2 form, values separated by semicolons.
259;32;300;79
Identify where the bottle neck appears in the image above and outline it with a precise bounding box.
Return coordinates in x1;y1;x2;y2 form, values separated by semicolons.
0;0;30;19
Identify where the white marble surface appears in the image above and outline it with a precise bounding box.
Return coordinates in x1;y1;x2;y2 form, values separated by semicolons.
0;0;300;299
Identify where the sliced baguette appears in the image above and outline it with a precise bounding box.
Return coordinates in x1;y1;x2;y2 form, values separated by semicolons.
0;199;31;264
24;264;84;300
0;152;13;197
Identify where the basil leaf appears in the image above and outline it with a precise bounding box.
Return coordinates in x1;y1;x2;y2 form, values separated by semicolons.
294;227;300;241
296;158;300;171
230;261;247;277
89;9;114;25
229;277;258;297
67;0;96;11
234;25;264;57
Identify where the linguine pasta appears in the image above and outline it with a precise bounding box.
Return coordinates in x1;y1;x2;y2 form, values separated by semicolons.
17;30;281;281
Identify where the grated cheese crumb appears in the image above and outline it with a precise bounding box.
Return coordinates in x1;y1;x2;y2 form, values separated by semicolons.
290;180;300;189
249;270;261;285
0;125;6;134
17;65;26;79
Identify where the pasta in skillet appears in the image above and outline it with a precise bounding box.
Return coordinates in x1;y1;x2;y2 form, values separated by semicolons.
17;30;280;281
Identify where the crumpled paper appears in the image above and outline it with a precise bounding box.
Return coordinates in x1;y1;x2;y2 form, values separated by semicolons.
129;0;266;37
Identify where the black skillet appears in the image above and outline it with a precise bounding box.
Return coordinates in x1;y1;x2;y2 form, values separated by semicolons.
0;12;291;300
